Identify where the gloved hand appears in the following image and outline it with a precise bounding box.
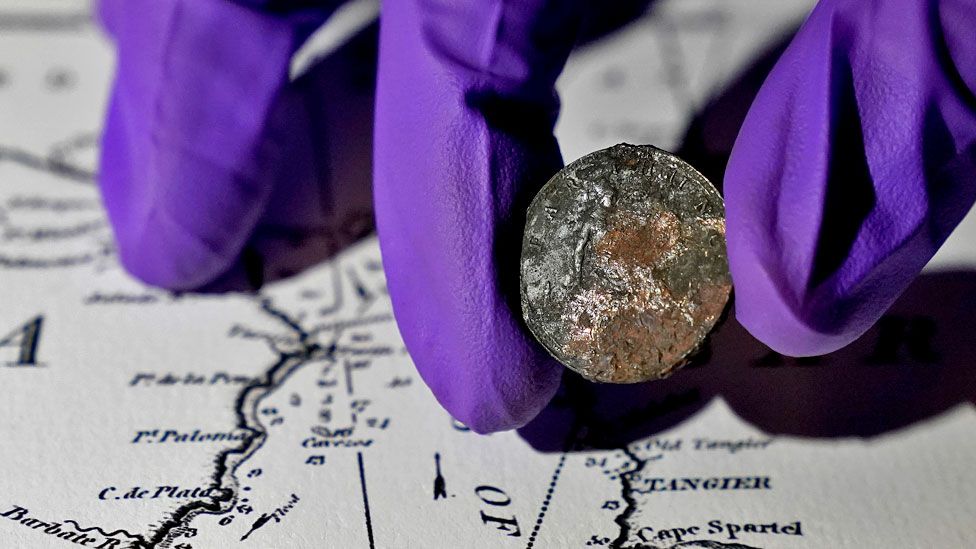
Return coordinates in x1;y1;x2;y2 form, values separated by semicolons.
98;0;976;434
97;0;356;291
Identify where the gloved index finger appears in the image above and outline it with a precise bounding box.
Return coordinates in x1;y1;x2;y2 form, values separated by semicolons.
373;0;585;433
724;0;976;357
97;0;337;289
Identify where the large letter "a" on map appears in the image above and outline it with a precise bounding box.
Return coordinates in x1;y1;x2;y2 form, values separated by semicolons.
0;316;43;366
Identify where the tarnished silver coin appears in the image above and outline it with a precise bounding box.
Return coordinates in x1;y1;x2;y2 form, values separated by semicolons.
520;143;731;383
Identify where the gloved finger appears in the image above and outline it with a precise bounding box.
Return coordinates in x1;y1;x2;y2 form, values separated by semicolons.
199;24;379;292
96;0;330;33
97;0;337;289
725;0;976;357
373;0;584;433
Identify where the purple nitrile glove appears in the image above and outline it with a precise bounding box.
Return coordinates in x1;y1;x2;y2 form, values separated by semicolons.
374;0;584;433
99;0;976;434
373;0;976;432
725;0;976;356
98;0;346;290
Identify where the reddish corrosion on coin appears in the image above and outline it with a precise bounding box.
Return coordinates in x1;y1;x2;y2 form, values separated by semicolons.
520;144;731;383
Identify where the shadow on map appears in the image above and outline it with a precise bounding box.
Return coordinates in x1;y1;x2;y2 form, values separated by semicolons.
520;269;976;452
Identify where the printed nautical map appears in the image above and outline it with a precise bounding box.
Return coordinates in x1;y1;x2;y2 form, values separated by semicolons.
1;1;974;547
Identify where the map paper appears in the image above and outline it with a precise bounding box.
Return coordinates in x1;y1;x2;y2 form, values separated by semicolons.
1;1;974;548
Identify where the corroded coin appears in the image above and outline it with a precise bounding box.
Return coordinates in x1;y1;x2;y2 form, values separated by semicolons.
520;144;731;383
